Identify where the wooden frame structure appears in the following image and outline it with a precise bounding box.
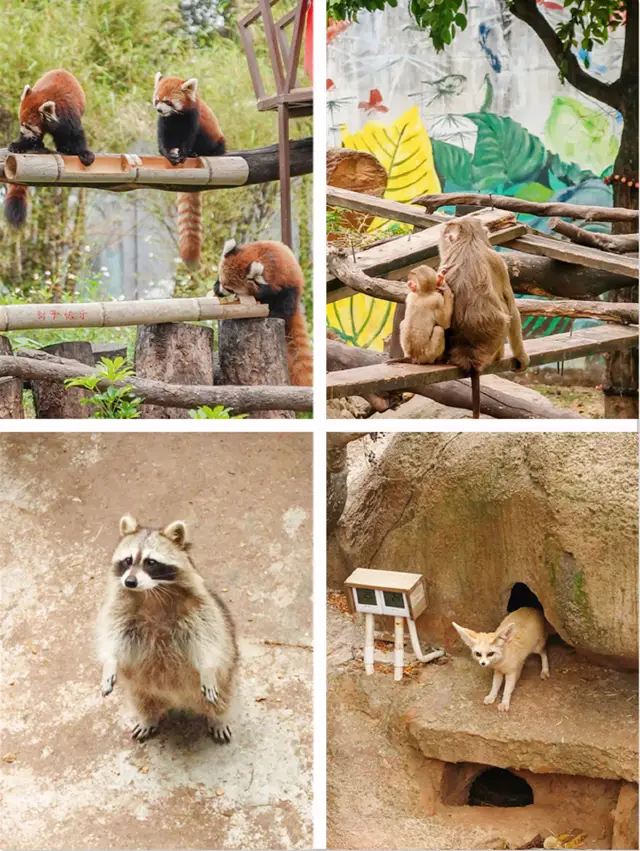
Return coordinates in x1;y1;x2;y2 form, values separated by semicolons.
239;0;313;247
326;190;639;419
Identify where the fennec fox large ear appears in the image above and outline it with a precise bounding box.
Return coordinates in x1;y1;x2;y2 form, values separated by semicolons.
120;514;139;536
163;520;188;548
452;622;478;648
493;621;517;644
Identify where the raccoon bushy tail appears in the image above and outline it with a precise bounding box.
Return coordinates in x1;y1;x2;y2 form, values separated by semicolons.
286;309;313;387
4;185;28;228
177;191;201;269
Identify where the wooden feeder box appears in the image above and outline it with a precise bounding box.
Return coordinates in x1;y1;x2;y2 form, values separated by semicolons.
344;568;443;681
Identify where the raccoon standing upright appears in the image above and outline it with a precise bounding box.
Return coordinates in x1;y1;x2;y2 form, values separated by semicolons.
97;515;238;743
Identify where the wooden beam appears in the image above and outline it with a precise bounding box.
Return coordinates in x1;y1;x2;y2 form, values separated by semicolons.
0;297;268;332
326;325;639;399
327;187;444;228
509;233;639;279
326;209;527;285
412;191;639;224
548;218;639;254
3;350;312;412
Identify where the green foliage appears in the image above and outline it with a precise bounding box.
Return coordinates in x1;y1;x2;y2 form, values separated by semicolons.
64;356;143;418
188;404;248;419
556;0;626;72
468;113;547;193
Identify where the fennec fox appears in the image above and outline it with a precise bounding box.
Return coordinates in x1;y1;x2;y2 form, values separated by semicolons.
452;607;549;712
97;515;238;743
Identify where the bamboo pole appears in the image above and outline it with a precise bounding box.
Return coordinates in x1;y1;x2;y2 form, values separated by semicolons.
0;297;268;331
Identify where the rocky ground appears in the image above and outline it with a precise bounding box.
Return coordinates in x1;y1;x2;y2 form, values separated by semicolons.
0;433;313;850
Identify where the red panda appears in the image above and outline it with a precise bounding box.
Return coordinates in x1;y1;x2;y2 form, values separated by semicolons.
153;73;226;270
214;239;313;387
5;69;95;228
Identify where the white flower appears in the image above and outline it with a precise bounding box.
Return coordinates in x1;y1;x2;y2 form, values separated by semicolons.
84;245;91;253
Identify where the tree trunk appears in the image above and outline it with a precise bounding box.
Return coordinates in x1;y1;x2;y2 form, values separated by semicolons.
218;317;294;419
0;335;23;419
134;323;214;419
31;341;94;418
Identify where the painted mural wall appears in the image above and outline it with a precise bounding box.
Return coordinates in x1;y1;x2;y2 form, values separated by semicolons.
326;0;625;351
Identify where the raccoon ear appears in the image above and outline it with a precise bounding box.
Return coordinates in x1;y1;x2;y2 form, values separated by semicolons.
21;85;32;101
247;261;265;280
120;514;139;536
163;521;188;548
452;622;477;648
39;101;58;123
181;78;198;100
154;71;163;87
222;238;237;257
494;622;516;643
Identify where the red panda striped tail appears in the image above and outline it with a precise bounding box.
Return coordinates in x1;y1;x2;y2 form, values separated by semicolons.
4;185;28;228
286;309;313;386
177;191;201;269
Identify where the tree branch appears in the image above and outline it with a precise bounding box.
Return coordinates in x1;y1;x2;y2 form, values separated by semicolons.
508;0;621;109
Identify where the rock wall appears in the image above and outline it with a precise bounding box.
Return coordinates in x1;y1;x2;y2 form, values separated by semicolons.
328;433;638;668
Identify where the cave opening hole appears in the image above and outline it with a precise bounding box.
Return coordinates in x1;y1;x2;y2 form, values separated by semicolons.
507;582;544;614
468;768;534;808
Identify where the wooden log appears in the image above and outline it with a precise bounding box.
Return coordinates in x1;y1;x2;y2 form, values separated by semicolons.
4;350;312;412
326;325;639;399
0;336;23;419
31;341;94;418
549;219;639;254
412;191;639;224
91;342;128;364
502;251;634;299
327;255;639;323
0;138;313;193
0;297;267;331
327;186;443;229
327;151;389;239
218;317;295;419
326;339;582;419
134;324;214;419
508;234;638;279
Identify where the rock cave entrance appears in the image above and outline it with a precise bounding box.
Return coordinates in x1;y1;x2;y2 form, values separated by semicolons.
507;582;544;613
468;767;534;808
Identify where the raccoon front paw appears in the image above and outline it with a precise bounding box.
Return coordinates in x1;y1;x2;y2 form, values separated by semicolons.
78;150;95;167
201;683;219;705
498;701;510;712
131;723;159;743
209;722;232;744
483;694;496;705
167;148;185;165
101;673;117;696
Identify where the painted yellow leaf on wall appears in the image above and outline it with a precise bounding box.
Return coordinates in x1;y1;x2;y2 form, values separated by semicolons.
327;293;394;353
342;105;441;230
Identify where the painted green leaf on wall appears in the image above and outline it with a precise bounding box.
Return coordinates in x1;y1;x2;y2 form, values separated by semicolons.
512;182;555;202
466;113;547;193
545;97;619;177
431;138;473;190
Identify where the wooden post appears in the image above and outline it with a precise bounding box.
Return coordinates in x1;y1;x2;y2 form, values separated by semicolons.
218;317;294;419
0;336;23;419
394;617;405;681
364;613;375;675
31;341;93;418
134;324;214;419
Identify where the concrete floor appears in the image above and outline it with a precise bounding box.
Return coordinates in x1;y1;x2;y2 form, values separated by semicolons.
0;433;313;850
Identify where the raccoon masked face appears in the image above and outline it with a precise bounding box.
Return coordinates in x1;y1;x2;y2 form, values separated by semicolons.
112;515;189;592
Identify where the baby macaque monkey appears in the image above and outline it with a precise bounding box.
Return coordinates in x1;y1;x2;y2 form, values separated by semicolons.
399;265;453;364
452;607;549;712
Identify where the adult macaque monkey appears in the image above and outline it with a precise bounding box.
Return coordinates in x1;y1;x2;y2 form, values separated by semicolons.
438;218;529;418
399;265;454;364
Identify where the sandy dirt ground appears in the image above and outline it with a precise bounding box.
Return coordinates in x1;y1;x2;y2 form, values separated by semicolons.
0;433;313;850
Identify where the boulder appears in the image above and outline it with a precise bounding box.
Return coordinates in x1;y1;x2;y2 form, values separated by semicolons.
328;433;638;668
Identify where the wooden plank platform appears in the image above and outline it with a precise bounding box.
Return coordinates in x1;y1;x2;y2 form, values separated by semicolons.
326;324;639;399
326;208;527;288
327;187;444;229
509;233;639;279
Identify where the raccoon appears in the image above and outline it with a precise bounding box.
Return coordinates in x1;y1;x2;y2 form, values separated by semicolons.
97;515;238;743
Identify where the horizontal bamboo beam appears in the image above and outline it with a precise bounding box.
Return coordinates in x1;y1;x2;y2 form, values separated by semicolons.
0;138;312;193
0;297;268;331
4;350;312;412
412;191;639;224
326;324;639;399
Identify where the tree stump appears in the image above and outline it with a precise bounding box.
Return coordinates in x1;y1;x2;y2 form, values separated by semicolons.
0;335;23;418
32;341;93;418
134;323;214;418
327;147;388;240
91;342;128;365
218;317;294;419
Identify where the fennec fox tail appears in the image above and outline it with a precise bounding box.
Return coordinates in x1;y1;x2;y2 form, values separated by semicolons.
452;607;549;712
